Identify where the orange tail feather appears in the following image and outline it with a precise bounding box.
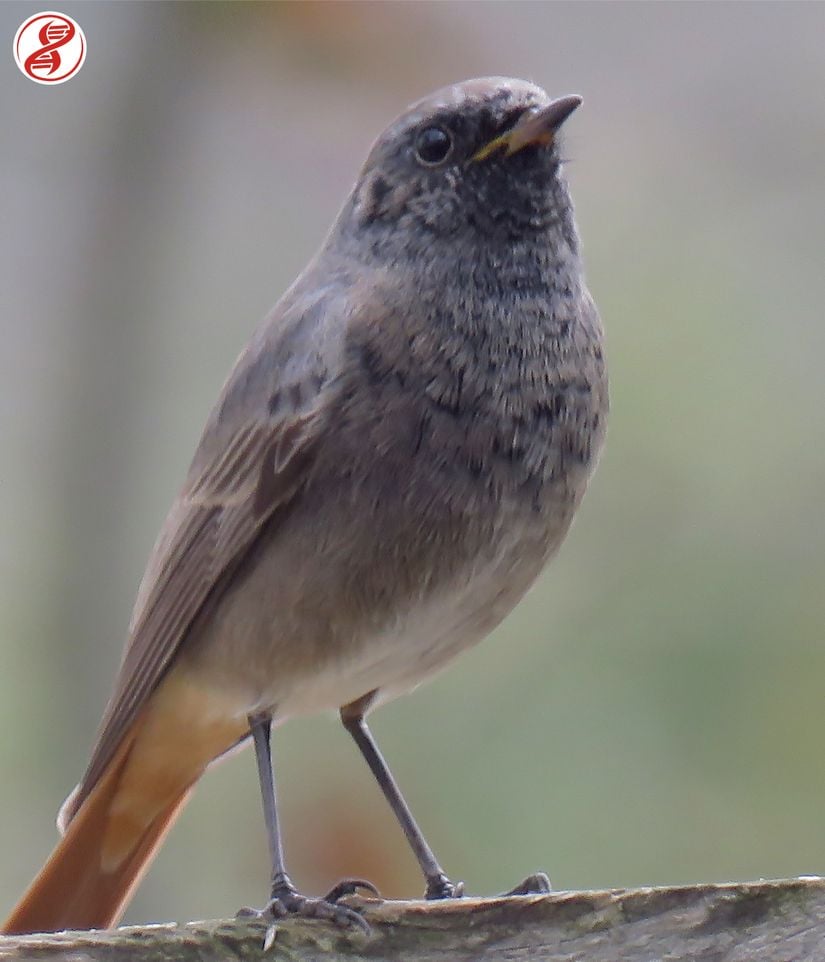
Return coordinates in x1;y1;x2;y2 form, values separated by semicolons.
1;731;192;935
2;669;247;935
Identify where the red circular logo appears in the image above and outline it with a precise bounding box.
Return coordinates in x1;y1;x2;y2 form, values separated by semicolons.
13;11;86;85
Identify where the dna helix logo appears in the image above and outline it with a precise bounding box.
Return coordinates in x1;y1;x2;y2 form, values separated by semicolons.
25;18;75;77
13;11;86;85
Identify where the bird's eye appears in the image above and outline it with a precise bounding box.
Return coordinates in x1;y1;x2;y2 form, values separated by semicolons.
414;126;453;166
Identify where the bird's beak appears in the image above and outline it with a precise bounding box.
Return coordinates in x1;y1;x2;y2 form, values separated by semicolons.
471;95;583;163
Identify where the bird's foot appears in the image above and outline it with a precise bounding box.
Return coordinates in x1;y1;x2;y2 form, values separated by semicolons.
421;870;551;901
425;872;465;900
500;871;552;896
237;876;379;936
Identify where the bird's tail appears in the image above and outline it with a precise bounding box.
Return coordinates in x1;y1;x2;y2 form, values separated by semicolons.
0;721;192;936
1;668;247;936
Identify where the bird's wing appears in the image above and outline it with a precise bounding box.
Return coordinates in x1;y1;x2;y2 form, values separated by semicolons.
71;284;344;815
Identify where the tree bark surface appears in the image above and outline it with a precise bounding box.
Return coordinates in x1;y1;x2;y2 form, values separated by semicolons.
1;878;822;962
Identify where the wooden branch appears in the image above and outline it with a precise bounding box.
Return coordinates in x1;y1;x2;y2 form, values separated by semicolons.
2;878;823;961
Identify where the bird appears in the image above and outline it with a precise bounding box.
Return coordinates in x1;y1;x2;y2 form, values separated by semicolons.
2;75;608;935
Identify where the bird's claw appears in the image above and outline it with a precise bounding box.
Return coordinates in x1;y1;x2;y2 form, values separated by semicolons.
323;877;381;902
420;870;550;902
237;877;377;937
268;888;371;934
501;871;552;896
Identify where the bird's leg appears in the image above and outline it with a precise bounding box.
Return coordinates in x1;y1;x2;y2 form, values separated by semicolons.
341;694;552;900
238;713;377;932
340;695;461;899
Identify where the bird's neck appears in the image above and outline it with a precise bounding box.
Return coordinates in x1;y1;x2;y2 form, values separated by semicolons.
332;173;582;300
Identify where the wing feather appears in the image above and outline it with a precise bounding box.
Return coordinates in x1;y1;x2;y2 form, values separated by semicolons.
63;266;355;824
72;409;323;813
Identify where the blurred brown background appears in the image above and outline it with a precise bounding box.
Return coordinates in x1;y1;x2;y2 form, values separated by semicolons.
2;0;825;927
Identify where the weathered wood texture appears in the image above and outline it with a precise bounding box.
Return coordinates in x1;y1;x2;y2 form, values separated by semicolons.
1;878;823;961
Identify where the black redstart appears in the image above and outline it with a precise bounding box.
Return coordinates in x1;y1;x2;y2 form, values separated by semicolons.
2;76;608;935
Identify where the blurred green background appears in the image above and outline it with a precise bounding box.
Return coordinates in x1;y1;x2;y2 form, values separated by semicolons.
2;0;825;927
